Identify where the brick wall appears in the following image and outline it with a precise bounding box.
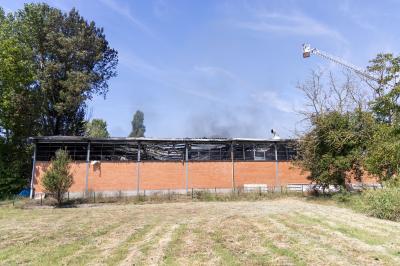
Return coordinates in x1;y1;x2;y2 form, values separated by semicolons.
34;160;378;193
33;160;312;193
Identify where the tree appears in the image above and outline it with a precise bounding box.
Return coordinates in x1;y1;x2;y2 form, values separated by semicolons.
367;53;400;124
129;110;145;137
364;124;400;181
0;7;38;198
41;149;73;205
296;70;375;189
0;4;117;196
15;3;118;136
85;119;109;138
296;111;375;189
361;53;400;182
296;69;368;120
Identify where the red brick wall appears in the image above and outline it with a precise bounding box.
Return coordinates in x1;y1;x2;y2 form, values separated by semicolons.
189;162;232;189
140;162;185;190
90;162;137;191
34;160;313;193
34;161;87;193
235;162;276;187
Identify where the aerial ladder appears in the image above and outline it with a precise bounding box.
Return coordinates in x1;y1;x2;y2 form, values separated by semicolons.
302;43;379;83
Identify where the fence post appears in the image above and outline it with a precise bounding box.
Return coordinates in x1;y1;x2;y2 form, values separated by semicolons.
231;142;235;191
137;143;141;196
185;144;189;194
30;143;37;199
93;191;96;203
191;188;194;199
274;143;280;189
40;193;43;206
85;141;91;197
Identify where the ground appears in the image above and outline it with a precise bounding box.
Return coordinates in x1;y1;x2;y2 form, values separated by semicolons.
1;198;400;265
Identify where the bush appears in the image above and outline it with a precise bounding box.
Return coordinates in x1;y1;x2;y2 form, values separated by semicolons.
361;186;400;221
332;190;352;203
42;149;73;206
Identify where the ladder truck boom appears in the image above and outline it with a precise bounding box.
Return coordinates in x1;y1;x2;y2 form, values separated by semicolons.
302;43;379;82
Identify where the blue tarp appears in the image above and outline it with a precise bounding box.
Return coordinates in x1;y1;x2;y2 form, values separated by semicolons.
18;189;30;197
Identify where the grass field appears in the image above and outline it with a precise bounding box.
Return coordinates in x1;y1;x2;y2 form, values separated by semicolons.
1;198;400;265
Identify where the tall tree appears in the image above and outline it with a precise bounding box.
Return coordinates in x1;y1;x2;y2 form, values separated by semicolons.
0;7;38;197
363;53;400;181
367;53;400;125
15;3;118;135
85;119;110;138
0;4;117;197
295;70;375;189
129;110;145;137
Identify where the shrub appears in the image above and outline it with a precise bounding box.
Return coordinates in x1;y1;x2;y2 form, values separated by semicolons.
332;190;352;203
41;149;73;206
361;186;400;221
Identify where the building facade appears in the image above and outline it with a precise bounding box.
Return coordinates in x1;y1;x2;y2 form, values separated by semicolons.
29;136;311;197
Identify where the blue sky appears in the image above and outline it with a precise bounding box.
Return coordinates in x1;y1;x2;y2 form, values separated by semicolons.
2;0;400;138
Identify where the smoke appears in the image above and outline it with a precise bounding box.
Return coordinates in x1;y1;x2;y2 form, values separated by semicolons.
186;105;269;138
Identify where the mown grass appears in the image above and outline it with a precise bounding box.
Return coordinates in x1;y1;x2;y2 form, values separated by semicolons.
1;198;400;265
293;213;386;245
104;223;155;265
211;230;241;266
264;241;306;266
163;223;188;265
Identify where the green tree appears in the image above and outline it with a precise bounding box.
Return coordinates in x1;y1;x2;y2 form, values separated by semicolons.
367;53;400;124
363;53;400;182
0;4;117;196
42;149;73;205
85;119;110;138
364;124;400;181
0;7;38;198
296;111;375;189
129;110;145;137
15;3;118;135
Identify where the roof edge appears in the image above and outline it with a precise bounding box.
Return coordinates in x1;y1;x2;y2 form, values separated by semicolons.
29;136;297;143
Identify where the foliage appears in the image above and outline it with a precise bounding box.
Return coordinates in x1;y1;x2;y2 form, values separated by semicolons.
0;142;31;198
14;3;118;136
0;7;38;197
367;53;400;124
364;124;400;181
296;111;375;189
85;118;109;138
0;4;117;196
129;110;145;137
361;186;400;221
41;149;73;205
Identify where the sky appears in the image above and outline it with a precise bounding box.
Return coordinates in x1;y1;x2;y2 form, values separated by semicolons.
1;0;400;138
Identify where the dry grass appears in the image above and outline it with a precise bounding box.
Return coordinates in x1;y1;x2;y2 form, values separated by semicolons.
1;198;400;265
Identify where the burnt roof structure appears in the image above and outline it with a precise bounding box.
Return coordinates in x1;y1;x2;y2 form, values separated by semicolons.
29;136;298;162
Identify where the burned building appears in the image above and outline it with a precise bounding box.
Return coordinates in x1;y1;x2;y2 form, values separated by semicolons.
29;136;309;197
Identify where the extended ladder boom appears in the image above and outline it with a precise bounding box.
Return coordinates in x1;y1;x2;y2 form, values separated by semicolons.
302;44;379;82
